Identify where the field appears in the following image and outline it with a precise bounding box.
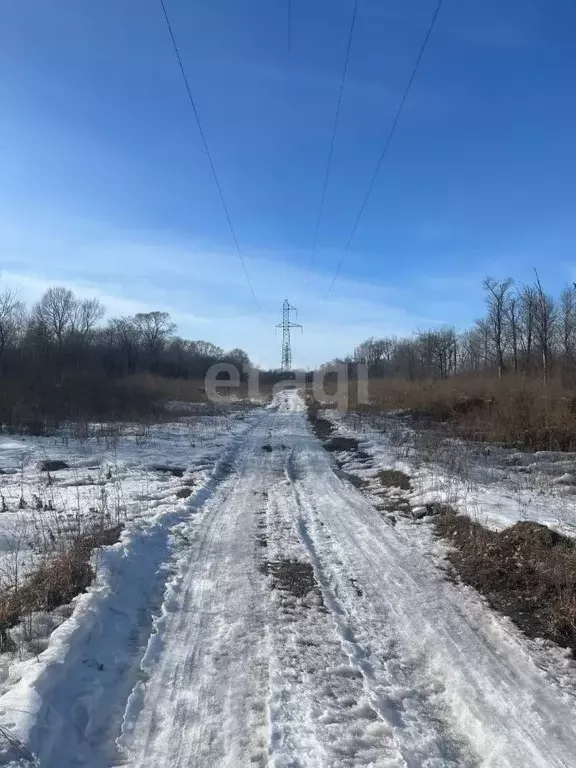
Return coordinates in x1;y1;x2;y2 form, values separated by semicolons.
1;389;576;767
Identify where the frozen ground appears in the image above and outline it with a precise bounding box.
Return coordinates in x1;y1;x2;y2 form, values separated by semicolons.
330;409;576;535
1;392;576;766
0;405;257;677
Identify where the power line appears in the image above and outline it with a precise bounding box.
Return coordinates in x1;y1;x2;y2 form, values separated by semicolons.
305;0;360;283
158;0;264;318
324;0;444;300
286;0;292;288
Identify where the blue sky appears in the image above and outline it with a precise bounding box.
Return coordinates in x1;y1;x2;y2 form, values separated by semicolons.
1;0;575;368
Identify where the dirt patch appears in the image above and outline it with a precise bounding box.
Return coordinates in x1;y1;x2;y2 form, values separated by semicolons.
150;465;185;478
39;460;69;472
341;472;368;489
436;511;576;653
324;436;360;452
262;559;321;600
176;487;192;499
306;401;334;441
377;469;411;491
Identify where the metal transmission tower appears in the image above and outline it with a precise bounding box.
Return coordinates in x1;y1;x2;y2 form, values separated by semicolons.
276;299;302;370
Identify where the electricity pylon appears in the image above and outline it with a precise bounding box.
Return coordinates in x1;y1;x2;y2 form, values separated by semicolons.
276;299;302;371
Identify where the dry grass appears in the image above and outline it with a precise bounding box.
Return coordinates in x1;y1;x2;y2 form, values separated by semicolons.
436;510;576;652
361;375;576;451
0;525;122;649
126;374;276;405
377;469;411;490
121;375;211;403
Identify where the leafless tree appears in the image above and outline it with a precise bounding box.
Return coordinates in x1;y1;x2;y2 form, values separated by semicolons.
506;293;520;375
73;298;105;341
518;285;538;374
560;285;576;376
109;317;141;375
0;287;24;372
483;277;514;378
33;287;76;348
190;340;225;359
533;271;557;383
134;311;177;362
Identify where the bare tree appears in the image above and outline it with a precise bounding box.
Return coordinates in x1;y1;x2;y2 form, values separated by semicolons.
73;298;105;341
518;285;537;374
393;339;418;380
560;285;576;376
134;312;176;363
190;340;225;359
506;293;520;375
483;277;514;378
33;287;76;348
353;337;396;372
0;287;24;372
533;271;557;383
416;328;457;380
109;317;141;375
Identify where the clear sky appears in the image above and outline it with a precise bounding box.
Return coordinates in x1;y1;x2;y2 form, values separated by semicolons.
1;0;575;369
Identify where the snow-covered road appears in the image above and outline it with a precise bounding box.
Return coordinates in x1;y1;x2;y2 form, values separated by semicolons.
115;391;576;768
3;390;576;767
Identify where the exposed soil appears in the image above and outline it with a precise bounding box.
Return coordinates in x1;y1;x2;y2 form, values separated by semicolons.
151;465;185;478
39;460;69;472
377;469;411;491
306;401;334;441
341;472;368;489
324;436;360;452
262;558;321;601
436;511;576;653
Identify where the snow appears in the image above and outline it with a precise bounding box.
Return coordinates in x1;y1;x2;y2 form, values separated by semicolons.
0;405;260;766
0;409;251;593
2;391;576;766
328;409;576;535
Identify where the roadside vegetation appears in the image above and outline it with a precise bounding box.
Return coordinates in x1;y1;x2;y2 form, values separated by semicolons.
0;523;122;652
307;397;576;656
323;274;576;451
436;510;576;653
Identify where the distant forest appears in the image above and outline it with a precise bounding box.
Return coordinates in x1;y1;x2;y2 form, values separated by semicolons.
0;283;251;429
325;275;576;383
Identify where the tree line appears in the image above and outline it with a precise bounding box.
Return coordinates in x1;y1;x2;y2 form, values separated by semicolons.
0;283;251;429
323;274;576;383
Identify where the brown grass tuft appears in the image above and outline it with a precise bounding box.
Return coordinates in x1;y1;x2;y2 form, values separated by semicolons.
377;469;411;490
436;510;576;652
0;525;122;644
